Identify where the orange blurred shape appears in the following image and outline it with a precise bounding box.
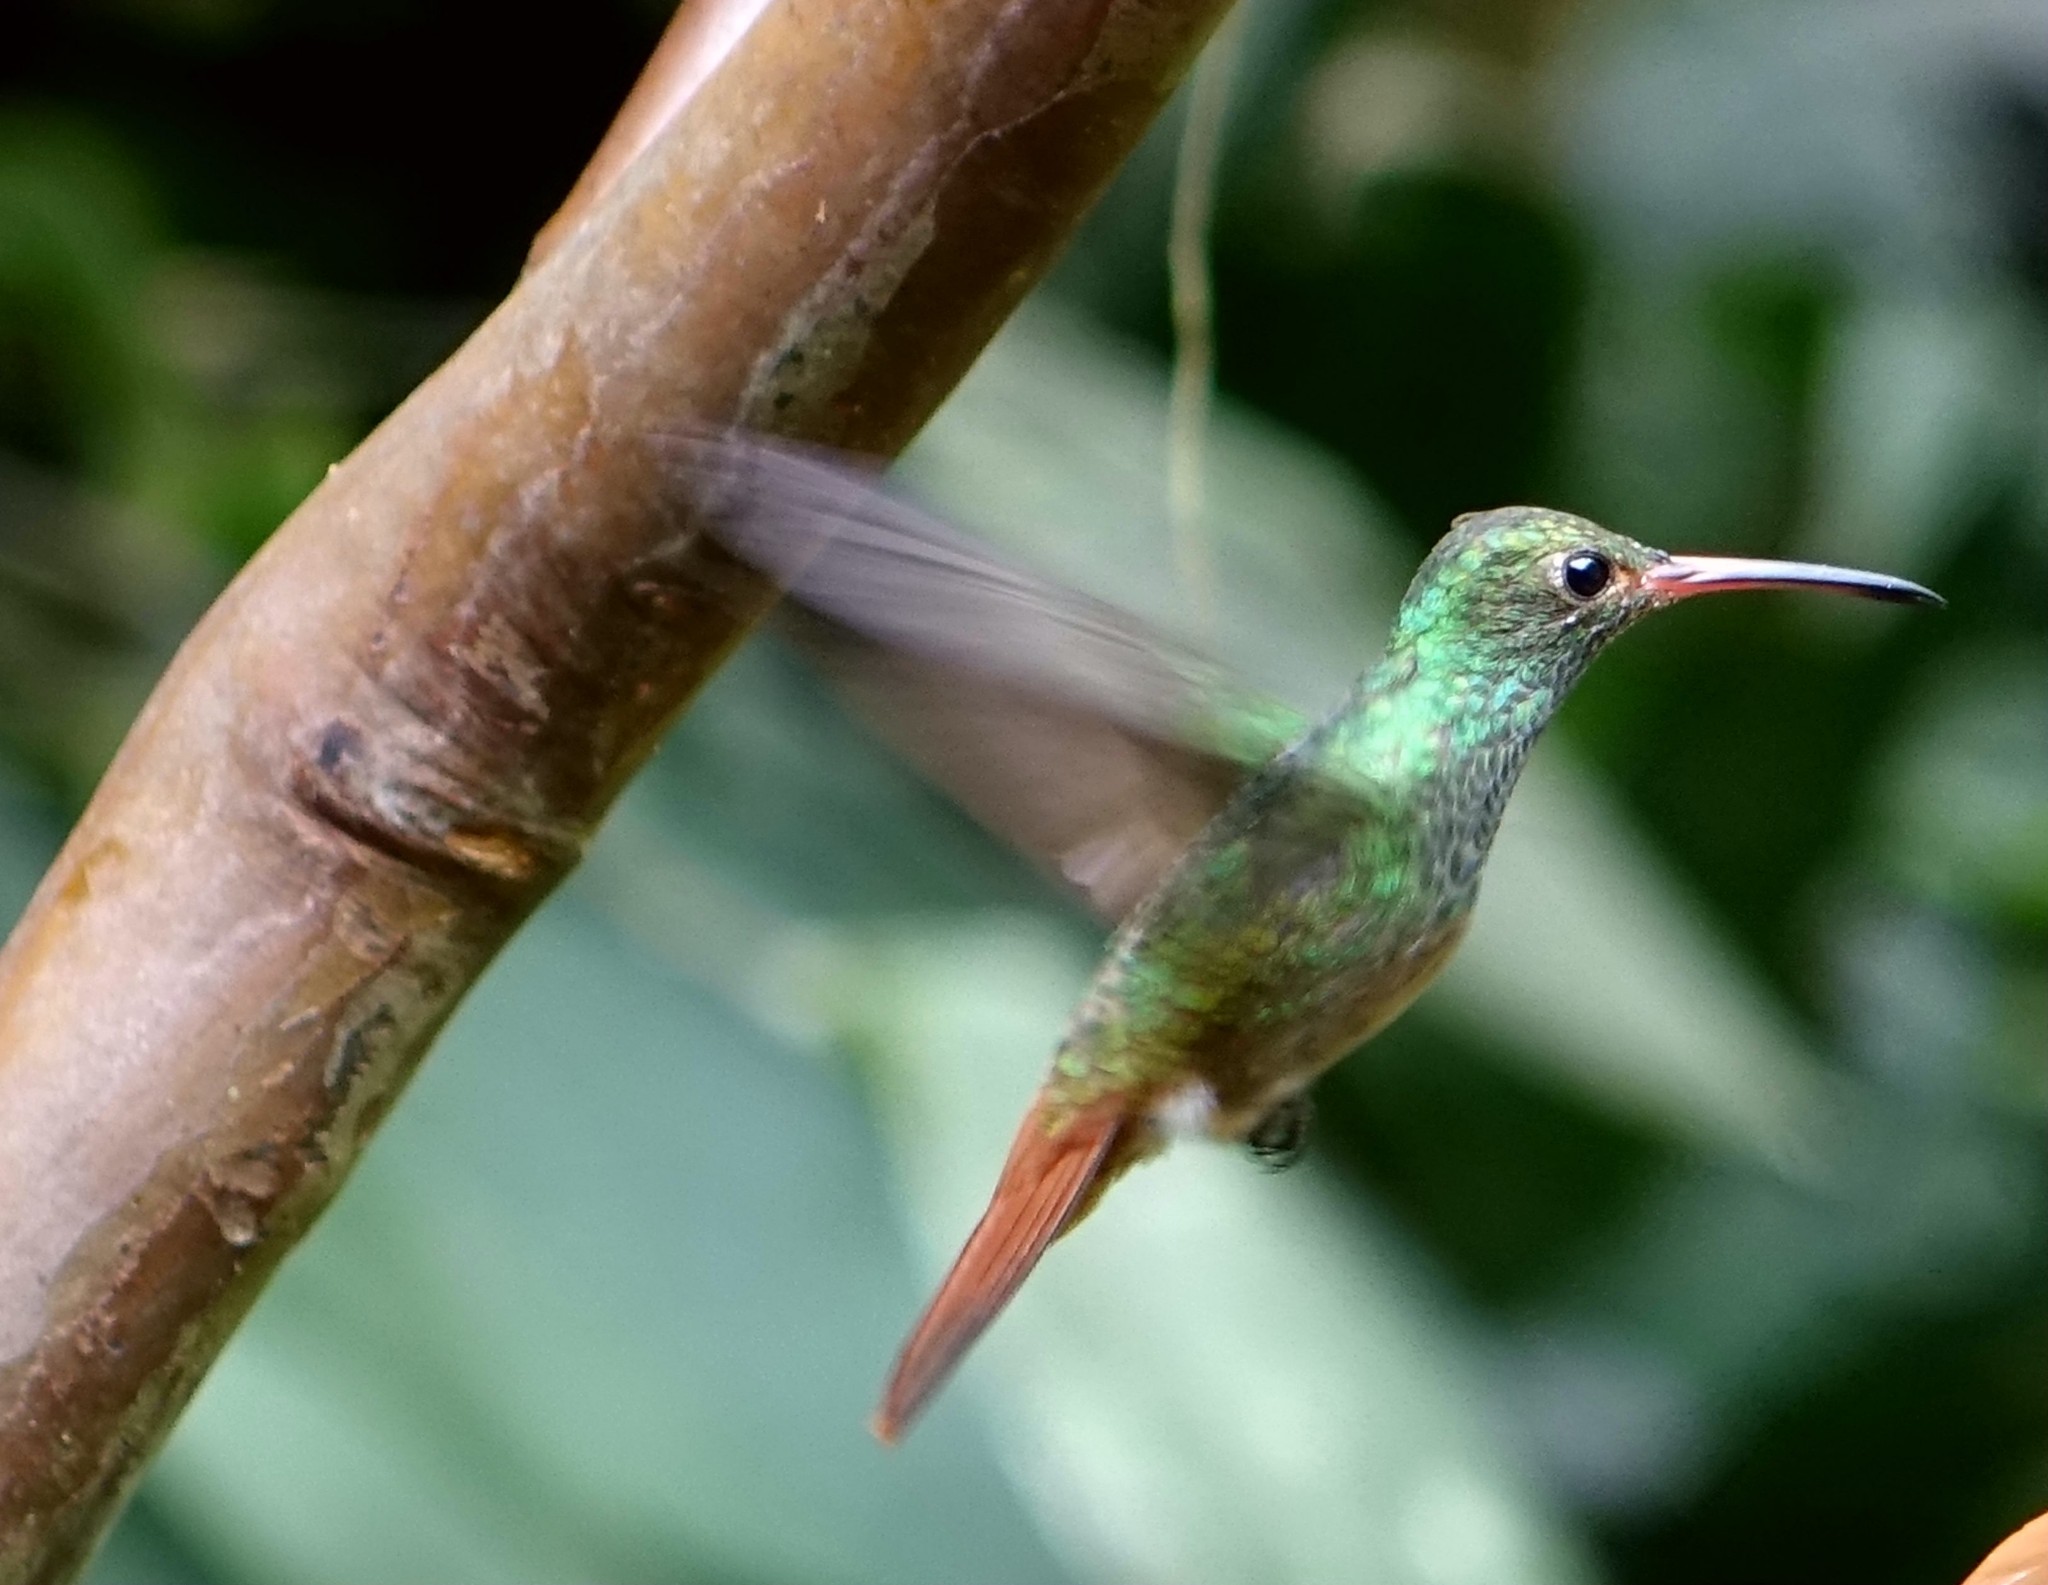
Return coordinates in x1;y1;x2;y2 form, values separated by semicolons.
1962;1513;2048;1585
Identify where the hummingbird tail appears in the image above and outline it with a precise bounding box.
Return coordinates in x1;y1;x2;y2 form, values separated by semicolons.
872;1096;1127;1444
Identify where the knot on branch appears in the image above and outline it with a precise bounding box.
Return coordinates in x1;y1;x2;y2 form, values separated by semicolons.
288;714;582;895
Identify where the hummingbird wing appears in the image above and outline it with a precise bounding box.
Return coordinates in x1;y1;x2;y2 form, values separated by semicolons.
682;433;1309;922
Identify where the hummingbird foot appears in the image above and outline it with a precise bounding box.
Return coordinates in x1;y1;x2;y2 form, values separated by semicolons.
1244;1093;1312;1172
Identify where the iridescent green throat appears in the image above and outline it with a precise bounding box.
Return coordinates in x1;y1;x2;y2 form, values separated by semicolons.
1308;613;1591;926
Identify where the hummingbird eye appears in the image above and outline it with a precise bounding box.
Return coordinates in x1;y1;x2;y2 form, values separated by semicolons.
1560;550;1613;600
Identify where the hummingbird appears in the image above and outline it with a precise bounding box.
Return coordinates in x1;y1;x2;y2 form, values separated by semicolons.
680;433;1942;1444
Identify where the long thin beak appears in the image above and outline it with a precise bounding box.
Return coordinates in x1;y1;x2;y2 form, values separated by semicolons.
1645;554;1944;608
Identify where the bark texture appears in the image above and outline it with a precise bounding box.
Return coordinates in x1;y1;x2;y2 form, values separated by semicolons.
0;0;1236;1575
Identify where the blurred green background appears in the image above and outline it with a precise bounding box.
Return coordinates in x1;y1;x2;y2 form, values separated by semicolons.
5;1;2046;1581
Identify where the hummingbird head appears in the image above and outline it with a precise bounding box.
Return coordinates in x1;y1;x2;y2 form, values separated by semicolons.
1391;505;1940;702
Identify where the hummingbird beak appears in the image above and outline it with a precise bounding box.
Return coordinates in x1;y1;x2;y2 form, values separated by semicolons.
1644;555;1944;608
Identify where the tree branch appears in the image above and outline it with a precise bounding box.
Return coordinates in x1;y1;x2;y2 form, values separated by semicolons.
0;0;1237;1575
1961;1512;2048;1585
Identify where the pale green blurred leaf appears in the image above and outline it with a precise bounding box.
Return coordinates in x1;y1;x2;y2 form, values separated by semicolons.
1870;640;2048;927
1559;0;2034;282
1439;758;1827;1169
81;1499;211;1585
1800;292;2048;581
1509;1091;2042;1517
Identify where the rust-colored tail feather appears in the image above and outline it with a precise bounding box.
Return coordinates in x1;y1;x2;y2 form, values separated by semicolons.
872;1097;1125;1443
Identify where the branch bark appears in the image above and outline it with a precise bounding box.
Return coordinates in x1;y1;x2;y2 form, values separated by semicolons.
1961;1512;2048;1585
0;0;1236;1575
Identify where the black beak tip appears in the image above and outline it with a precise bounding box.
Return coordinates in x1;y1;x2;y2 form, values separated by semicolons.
1877;579;1947;609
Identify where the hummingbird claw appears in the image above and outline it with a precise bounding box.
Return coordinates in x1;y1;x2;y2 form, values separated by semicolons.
1244;1093;1313;1172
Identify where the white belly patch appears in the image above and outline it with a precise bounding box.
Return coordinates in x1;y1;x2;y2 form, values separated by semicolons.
1149;1079;1219;1139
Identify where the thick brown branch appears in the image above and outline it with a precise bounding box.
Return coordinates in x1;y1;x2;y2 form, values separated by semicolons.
0;0;1237;1576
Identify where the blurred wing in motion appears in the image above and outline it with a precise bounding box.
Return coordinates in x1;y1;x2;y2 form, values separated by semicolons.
674;431;1308;922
